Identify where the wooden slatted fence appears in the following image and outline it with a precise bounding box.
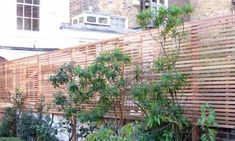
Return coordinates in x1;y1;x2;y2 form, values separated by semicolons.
0;14;234;129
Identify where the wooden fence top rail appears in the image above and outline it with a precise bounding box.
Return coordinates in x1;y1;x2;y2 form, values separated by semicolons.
0;14;234;128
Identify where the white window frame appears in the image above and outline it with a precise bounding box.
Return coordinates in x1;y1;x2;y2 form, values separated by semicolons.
151;0;168;8
16;0;40;31
110;16;128;29
72;14;111;26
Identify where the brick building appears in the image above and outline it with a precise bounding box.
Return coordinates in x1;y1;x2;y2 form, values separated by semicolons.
191;0;234;20
70;0;235;28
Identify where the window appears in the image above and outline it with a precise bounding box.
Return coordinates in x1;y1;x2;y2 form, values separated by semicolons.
73;19;77;24
150;0;168;6
98;17;108;24
79;17;84;23
111;17;126;29
17;0;40;31
87;16;96;23
159;0;164;4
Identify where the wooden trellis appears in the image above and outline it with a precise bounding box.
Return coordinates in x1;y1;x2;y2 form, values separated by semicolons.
0;14;234;129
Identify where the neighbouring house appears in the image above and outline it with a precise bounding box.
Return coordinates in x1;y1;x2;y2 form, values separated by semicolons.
0;0;131;60
190;0;235;20
70;0;235;28
0;0;68;60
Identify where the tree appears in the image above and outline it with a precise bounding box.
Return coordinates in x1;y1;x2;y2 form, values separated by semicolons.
85;4;193;141
50;62;78;141
85;4;213;141
136;3;217;141
137;3;193;62
51;4;217;141
130;56;190;141
50;49;130;141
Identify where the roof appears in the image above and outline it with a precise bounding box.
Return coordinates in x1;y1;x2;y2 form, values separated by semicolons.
0;46;58;52
0;56;7;62
0;46;58;61
60;23;136;34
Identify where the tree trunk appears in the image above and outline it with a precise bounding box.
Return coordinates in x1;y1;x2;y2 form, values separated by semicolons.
192;125;199;141
72;115;77;141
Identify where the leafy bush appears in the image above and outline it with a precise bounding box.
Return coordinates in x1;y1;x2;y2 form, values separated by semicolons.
50;49;130;140
0;137;22;141
85;123;136;141
0;108;17;137
0;90;58;141
11;88;25;113
0;88;25;138
78;123;97;138
198;104;217;141
17;111;58;141
84;4;216;141
84;55;192;140
0;109;58;141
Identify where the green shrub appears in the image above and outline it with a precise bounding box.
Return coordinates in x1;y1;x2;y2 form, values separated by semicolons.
0;137;22;141
84;4;214;141
17;112;58;141
198;104;217;141
50;49;130;140
0;89;58;141
0;107;17;137
17;112;37;140
85;123;136;141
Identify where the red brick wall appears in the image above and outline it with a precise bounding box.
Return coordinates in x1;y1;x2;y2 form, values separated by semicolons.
70;0;99;19
69;0;139;28
190;0;233;20
69;0;191;28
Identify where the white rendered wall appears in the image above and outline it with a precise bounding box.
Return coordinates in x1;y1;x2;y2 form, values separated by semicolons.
0;0;70;37
0;0;70;46
0;0;123;60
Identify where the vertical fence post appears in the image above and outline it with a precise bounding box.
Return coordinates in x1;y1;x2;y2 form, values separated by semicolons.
191;24;200;141
37;55;42;102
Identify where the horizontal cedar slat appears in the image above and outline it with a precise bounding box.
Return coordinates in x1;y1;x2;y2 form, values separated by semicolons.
0;14;234;128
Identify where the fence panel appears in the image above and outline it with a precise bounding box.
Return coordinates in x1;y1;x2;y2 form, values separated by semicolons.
0;14;234;128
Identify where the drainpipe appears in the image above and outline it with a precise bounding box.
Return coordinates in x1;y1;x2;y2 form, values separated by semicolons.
233;0;235;13
140;0;144;11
